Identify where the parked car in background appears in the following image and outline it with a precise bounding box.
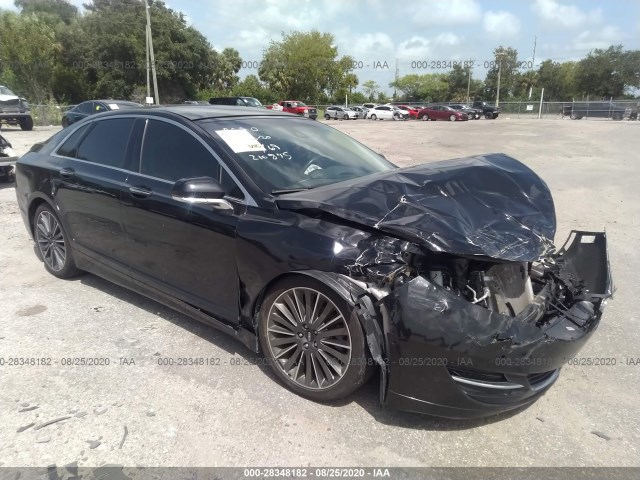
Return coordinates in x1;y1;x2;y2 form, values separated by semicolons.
418;105;469;121
350;106;369;119
397;105;420;119
183;100;209;105
449;104;482;120
369;105;404;120
209;97;263;107
14;105;612;418
562;102;630;120
363;103;377;110
61;100;142;128
472;101;500;119
391;106;411;120
325;106;359;120
266;100;317;119
0;133;18;182
0;85;33;131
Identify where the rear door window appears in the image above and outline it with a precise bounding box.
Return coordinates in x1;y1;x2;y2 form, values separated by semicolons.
75;118;135;168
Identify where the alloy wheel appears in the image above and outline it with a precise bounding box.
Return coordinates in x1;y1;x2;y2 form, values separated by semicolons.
35;210;66;271
266;287;352;390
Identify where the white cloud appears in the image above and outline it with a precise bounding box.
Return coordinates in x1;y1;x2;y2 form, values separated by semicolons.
348;32;395;59
483;11;522;37
0;0;16;9
407;0;482;25
397;36;432;59
532;0;601;29
434;33;462;46
572;25;624;50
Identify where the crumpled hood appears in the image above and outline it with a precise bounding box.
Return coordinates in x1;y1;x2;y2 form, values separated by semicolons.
276;153;556;262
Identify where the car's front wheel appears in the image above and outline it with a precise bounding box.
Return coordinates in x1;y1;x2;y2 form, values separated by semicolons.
33;204;80;278
324;114;330;120
449;114;457;121
370;114;377;120
259;276;372;401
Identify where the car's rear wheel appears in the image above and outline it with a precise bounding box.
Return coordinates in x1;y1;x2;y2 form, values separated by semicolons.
20;116;34;131
324;113;330;120
259;276;372;401
370;114;377;120
421;114;429;121
33;204;80;278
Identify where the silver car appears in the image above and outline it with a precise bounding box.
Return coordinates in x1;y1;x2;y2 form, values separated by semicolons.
324;106;359;120
350;106;369;119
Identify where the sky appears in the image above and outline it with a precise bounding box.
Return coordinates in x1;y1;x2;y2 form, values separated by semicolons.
2;0;639;93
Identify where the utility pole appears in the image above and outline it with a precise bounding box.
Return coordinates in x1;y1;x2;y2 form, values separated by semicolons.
145;0;159;105
466;62;472;104
496;52;505;107
393;58;399;99
529;35;537;99
145;20;150;100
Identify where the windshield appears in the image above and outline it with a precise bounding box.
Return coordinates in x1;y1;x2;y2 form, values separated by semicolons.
199;117;395;193
243;97;263;107
0;86;16;96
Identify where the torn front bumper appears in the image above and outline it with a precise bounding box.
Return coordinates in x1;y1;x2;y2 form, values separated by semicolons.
378;231;612;418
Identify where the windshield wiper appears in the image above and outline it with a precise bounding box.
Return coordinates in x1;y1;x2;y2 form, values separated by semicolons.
271;187;314;195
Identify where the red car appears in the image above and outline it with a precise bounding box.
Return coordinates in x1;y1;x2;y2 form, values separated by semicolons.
397;105;420;119
418;105;469;121
265;100;318;119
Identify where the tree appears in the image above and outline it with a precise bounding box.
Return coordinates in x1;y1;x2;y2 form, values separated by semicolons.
575;46;640;98
14;0;78;24
484;46;519;100
447;64;471;100
259;30;354;103
537;60;578;101
0;11;60;103
390;73;449;101
362;80;379;101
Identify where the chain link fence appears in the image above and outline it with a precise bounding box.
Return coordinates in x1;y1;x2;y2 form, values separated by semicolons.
25;100;640;127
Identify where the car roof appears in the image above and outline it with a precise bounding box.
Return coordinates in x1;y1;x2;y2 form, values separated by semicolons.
92;105;297;121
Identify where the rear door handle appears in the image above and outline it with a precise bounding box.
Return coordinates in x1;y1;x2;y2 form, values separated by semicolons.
129;185;152;198
59;167;75;179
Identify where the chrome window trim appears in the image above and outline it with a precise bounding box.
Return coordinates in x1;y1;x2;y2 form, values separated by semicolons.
51;114;256;207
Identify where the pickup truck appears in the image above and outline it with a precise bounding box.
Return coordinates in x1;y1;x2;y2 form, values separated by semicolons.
266;100;317;119
472;101;500;119
0;85;34;130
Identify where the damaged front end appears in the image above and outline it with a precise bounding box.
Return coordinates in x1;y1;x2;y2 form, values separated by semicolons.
365;231;611;418
277;154;613;418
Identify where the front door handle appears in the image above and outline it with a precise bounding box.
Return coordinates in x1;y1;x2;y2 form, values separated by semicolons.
59;167;75;179
129;185;152;198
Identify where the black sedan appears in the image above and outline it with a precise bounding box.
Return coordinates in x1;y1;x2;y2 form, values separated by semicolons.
15;106;612;418
61;100;142;127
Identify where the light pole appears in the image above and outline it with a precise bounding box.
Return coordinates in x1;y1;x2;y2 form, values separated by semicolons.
466;64;472;104
145;0;159;105
496;52;505;107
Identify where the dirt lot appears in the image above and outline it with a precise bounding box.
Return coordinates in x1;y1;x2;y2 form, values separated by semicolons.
0;117;639;468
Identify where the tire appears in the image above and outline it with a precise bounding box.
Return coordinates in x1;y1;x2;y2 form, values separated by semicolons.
449;114;457;122
421;114;429;121
20;116;34;131
259;276;372;402
484;112;492;119
324;114;330;120
33;204;80;279
370;114;377;120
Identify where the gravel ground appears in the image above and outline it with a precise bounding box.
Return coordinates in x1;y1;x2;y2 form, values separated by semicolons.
0;117;638;468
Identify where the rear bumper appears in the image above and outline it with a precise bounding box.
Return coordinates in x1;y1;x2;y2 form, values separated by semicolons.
0;156;18;168
380;231;612;418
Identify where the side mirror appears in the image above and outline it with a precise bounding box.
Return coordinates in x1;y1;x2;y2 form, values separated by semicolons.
171;176;233;210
